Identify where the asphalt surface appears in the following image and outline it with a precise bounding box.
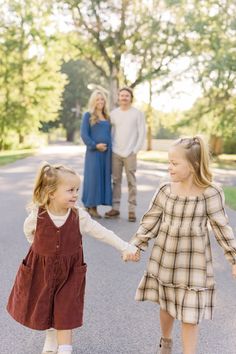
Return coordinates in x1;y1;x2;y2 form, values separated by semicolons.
0;143;236;354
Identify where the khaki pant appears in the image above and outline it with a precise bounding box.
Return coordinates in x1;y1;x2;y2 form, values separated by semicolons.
112;152;137;213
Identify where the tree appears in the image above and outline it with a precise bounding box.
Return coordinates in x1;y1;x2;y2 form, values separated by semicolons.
0;0;66;149
59;59;107;141
181;0;236;153
56;0;188;108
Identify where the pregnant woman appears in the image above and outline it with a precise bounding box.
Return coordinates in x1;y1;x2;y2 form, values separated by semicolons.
80;90;112;218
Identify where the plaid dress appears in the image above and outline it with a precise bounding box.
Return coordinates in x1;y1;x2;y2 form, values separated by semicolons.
131;182;236;324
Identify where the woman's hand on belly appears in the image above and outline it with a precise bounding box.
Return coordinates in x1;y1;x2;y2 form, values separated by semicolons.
96;143;107;152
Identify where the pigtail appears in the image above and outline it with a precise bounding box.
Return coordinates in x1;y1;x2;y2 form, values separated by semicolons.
174;135;212;188
193;136;212;187
32;162;55;207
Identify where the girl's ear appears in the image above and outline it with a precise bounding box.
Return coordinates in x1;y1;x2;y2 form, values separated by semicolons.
194;161;200;172
189;161;199;175
189;163;195;174
48;192;55;200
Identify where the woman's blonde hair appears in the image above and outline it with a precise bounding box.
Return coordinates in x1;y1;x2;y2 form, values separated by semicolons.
88;89;109;126
32;162;80;208
173;135;212;188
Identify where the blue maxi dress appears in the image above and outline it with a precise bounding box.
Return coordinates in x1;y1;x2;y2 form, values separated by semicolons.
80;112;112;207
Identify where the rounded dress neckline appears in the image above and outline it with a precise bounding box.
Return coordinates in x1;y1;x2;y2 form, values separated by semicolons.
97;119;109;123
166;182;211;201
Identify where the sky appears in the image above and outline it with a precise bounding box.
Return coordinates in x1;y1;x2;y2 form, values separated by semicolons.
125;56;203;113
135;78;202;113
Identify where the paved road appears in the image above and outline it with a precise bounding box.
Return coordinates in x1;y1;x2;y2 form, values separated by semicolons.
1;143;236;354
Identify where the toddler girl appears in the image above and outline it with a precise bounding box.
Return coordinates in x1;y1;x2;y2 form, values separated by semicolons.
7;163;138;354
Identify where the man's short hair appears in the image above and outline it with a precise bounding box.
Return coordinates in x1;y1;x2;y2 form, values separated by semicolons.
119;86;133;101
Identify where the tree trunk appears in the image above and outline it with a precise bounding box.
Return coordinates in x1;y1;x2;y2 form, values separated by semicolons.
210;135;223;155
146;125;152;151
109;66;119;109
67;129;75;142
19;133;24;144
146;79;153;151
0;124;5;150
0;138;4;150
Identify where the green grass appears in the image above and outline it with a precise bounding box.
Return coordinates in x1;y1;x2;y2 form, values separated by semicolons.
138;150;169;163
223;186;236;211
212;154;236;169
138;150;236;169
0;149;36;166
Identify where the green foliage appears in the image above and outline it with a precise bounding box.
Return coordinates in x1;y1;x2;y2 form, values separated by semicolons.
180;0;236;143
140;102;182;139
223;135;236;154
153;110;182;139
59;59;108;141
56;0;189;107
0;0;67;149
223;187;236;211
1;0;235;151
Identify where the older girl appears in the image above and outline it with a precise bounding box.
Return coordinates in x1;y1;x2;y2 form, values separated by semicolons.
127;136;236;354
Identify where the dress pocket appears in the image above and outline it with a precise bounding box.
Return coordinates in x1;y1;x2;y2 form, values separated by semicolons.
15;259;33;296
74;263;87;295
7;259;33;323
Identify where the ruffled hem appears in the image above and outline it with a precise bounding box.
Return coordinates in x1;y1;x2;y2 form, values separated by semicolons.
135;273;215;324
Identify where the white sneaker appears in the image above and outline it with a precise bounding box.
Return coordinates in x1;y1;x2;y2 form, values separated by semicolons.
41;329;58;354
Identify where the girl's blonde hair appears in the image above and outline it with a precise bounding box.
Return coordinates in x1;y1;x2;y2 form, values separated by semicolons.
174;135;212;188
32;162;79;208
88;89;109;126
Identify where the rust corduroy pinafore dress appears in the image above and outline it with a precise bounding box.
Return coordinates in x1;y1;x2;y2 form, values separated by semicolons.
7;208;87;330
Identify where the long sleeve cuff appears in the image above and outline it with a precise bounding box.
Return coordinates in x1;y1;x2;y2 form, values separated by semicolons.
225;252;236;264
122;243;138;254
130;237;148;251
88;141;97;150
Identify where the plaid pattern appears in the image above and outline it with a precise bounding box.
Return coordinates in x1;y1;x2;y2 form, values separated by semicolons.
131;183;236;324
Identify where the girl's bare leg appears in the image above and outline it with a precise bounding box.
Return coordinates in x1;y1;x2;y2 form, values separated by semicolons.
57;330;72;353
181;322;198;354
160;309;175;338
57;329;72;345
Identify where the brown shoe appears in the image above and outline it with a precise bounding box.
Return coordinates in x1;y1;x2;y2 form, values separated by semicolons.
128;212;136;222
158;337;173;354
87;207;102;219
104;209;120;218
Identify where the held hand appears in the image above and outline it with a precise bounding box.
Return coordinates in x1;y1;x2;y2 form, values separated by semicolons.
133;249;141;262
96;143;107;152
232;264;236;279
123;249;140;262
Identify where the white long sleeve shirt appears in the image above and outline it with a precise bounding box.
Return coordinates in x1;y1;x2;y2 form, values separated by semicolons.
23;207;137;255
110;107;146;157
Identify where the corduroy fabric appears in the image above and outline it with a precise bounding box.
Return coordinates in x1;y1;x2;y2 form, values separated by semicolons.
7;208;87;330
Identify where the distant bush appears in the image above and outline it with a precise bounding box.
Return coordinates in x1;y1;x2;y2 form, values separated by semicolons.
154;125;179;139
223;136;236;154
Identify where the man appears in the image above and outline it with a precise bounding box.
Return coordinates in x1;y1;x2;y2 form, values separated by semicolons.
105;87;146;222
